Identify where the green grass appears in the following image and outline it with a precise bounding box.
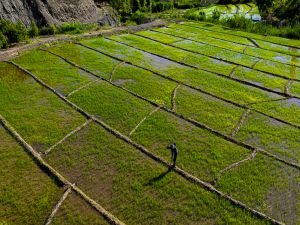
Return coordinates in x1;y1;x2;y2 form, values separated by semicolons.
150;28;299;67
112;63;177;108
245;46;299;67
68;81;155;135
0;62;86;152
251;98;300;127
232;67;287;94
169;23;254;46
254;39;300;57
152;27;247;52
52;193;109;225
80;38;190;76
254;60;300;80
49;44;120;80
184;21;300;49
136;30;257;67
170;69;282;104
290;81;300;98
108;33;236;75
0;126;63;225
3;21;300;224
131;110;250;182
13;50;96;96
236;112;300;164
137;30;183;44
45;121;268;224
175;85;244;134
172;39;257;67
217;154;300;225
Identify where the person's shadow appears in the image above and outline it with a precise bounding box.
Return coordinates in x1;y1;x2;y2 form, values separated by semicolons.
145;167;172;186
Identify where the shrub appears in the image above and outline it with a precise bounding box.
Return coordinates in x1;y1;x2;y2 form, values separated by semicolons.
0;20;27;44
0;32;8;49
39;24;58;35
211;9;221;21
28;21;39;38
130;10;151;24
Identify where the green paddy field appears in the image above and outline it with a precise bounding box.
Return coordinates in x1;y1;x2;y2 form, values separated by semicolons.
1;21;300;225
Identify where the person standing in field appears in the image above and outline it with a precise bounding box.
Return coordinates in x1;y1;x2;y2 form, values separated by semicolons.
167;143;178;168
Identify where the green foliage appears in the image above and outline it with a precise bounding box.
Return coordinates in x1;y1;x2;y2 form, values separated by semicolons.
0;20;28;48
39;24;58;35
0;32;8;49
129;10;150;24
28;21;39;38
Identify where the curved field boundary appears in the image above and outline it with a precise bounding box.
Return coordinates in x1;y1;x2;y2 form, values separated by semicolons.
6;62;285;225
171;83;181;111
30;51;300;171
76;43;300;130
45;119;92;155
129;106;160;136
108;36;300;97
131;33;300;83
181;23;300;50
212;150;257;185
230;108;251;137
0;114;126;225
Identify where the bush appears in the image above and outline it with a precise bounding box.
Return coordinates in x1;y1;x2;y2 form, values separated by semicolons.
184;9;206;21
39;24;58;35
28;21;39;38
58;22;83;34
0;32;8;49
0;20;27;44
211;9;221;21
130;10;151;24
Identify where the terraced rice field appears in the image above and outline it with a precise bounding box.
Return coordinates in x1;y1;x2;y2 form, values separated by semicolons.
1;21;300;225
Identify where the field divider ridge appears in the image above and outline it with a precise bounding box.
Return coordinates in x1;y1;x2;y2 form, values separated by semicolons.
247;38;260;48
66;80;100;98
251;58;262;69
171;83;181;111
179;23;300;50
129;106;160;136
77;42;300;129
284;80;294;96
21;51;300;171
44;119;93;155
229;65;239;77
110;61;126;82
0;113;126;225
5;62;293;225
45;187;72;225
230;108;251;137
110;35;300;95
211;150;257;186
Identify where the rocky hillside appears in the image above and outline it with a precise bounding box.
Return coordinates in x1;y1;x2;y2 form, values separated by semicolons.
0;0;117;26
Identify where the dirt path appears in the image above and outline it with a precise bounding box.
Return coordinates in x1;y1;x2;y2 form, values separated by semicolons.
0;20;167;61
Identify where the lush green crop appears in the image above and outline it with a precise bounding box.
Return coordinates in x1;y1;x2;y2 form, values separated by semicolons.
3;20;300;225
0;126;63;225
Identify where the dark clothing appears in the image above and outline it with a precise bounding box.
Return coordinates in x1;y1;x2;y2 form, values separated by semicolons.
168;143;178;167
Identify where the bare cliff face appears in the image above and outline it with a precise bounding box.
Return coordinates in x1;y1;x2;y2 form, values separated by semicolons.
0;0;117;26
